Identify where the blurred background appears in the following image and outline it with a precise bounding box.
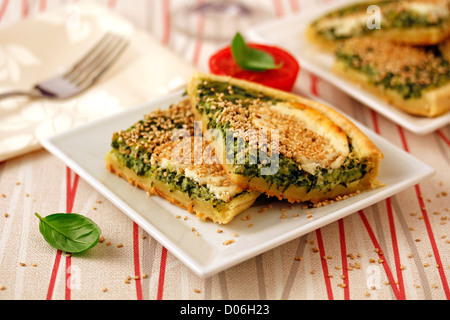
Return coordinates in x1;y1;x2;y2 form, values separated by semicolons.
0;0;346;72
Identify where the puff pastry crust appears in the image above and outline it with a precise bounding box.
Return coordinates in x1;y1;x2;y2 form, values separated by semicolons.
187;73;384;204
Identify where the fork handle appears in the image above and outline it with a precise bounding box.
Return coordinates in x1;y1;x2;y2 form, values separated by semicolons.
0;89;42;101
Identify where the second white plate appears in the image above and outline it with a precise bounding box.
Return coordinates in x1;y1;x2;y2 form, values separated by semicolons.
42;90;435;278
248;3;450;135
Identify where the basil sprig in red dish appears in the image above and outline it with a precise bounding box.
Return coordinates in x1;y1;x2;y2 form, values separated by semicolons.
209;33;300;92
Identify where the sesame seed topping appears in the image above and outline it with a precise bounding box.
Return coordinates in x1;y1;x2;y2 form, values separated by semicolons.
339;37;450;89
113;99;195;159
223;239;235;246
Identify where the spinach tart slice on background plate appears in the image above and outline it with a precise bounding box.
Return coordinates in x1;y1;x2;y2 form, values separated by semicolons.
306;0;450;52
187;73;384;205
105;99;260;225
334;37;450;117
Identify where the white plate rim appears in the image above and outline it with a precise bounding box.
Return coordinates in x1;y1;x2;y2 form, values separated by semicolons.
41;89;436;278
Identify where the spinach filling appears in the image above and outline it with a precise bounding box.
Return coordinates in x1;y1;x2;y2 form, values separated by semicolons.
195;81;370;194
155;168;232;208
110;145;241;209
314;1;449;41
110;108;247;209
336;47;450;99
111;111;189;176
196;81;279;131
234;153;367;194
112;139;153;177
384;8;447;28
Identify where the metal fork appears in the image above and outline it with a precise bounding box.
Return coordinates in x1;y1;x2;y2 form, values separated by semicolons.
0;33;129;101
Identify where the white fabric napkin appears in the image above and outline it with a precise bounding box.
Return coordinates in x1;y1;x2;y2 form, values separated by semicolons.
0;2;196;162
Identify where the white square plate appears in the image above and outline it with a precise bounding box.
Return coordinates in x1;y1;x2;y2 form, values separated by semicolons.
247;2;450;135
42;90;435;278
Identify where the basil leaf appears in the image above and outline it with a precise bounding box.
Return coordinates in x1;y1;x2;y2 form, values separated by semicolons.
35;213;101;254
231;32;283;72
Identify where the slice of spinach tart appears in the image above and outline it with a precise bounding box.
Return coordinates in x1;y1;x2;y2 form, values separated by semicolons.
333;37;450;117
306;0;450;52
105;99;260;224
187;73;383;205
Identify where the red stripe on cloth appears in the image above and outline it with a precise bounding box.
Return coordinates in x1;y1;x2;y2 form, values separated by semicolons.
161;0;171;46
370;110;380;135
0;0;9;21
47;168;80;300
46;250;62;300
373;112;406;299
386;198;406;299
133;222;143;300
436;130;450;147
21;0;28;18
397;126;450;299
108;0;117;9
358;210;403;299
65;255;72;300
65;168;79;300
66;167;80;213
192;0;205;67
397;126;410;152
39;0;46;12
272;0;284;17
414;185;450;299
310;74;320;97
289;0;300;13
338;219;350;300
157;247;168;300
315;228;334;300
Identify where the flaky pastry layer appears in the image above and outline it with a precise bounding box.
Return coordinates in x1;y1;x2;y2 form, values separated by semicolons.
187;73;384;204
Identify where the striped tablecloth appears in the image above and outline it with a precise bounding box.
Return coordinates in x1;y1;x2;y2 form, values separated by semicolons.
0;0;449;301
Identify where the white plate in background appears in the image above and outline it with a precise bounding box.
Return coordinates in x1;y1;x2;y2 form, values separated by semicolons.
248;3;450;135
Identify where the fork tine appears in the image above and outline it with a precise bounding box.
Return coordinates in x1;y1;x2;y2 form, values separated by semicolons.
82;38;129;86
67;35;128;87
65;33;120;83
64;33;115;79
75;37;129;88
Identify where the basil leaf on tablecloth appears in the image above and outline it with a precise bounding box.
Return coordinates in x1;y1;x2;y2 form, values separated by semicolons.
231;32;283;71
35;213;101;254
